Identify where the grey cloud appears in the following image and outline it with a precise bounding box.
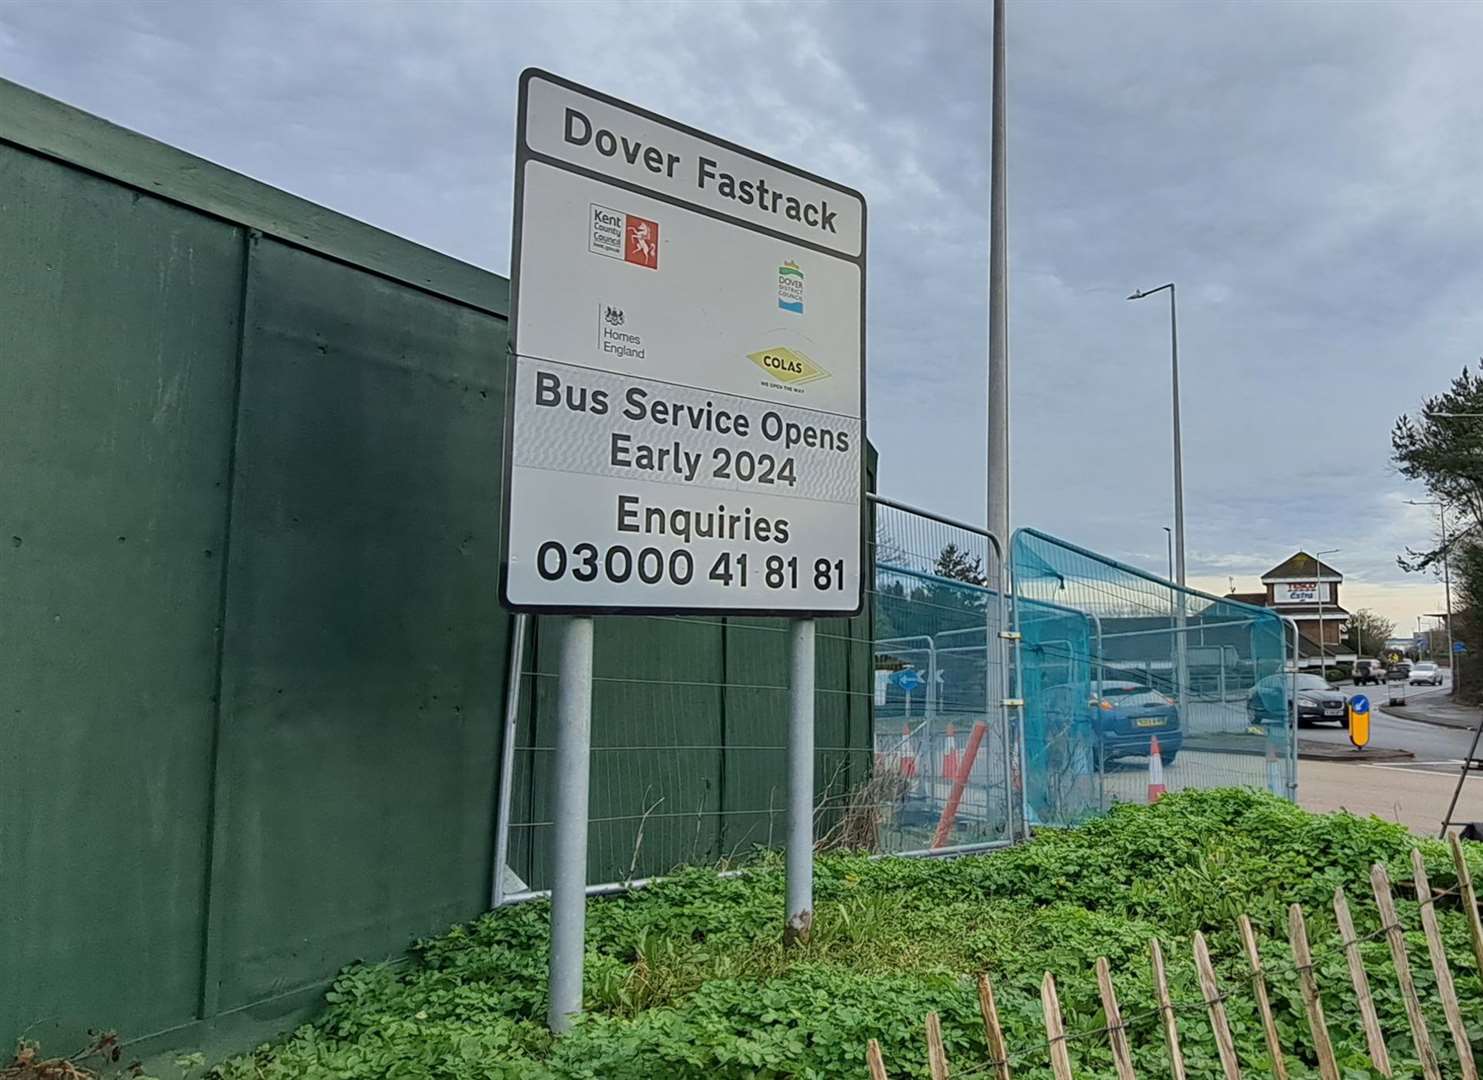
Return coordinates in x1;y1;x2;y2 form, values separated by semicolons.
3;0;1480;623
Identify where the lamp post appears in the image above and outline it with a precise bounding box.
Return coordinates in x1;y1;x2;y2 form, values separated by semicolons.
1407;499;1457;694
1130;283;1186;716
1313;548;1340;676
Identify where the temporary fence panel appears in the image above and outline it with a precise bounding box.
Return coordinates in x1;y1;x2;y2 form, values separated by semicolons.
1011;528;1295;827
498;610;873;898
868;498;1015;854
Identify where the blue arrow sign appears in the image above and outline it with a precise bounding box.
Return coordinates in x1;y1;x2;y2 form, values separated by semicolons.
1349;694;1369;714
891;669;924;692
1456;642;1468;654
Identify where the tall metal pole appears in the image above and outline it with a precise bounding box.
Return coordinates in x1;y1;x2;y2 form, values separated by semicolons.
1168;286;1188;723
1131;283;1186;716
1312;548;1340;676
1168;286;1184;593
1442;504;1458;693
1315;553;1325;674
547;616;594;1033
785;619;816;946
986;0;1010;545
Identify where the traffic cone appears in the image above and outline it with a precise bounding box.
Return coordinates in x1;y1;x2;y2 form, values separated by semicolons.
899;722;917;780
1147;736;1167;803
942;723;959;781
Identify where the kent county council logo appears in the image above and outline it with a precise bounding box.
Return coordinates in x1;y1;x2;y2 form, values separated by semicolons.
746;346;830;387
777;260;804;314
588;204;659;270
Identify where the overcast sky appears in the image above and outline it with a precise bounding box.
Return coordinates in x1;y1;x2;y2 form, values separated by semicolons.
4;0;1479;632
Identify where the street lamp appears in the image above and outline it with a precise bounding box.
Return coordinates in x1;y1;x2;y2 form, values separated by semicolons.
1313;548;1339;676
1129;284;1185;592
1407;499;1457;694
1130;283;1186;717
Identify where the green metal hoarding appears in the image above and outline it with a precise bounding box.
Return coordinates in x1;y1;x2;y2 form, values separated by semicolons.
0;79;871;1061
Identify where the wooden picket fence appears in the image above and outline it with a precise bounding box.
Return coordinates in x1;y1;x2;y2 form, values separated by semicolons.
867;834;1483;1079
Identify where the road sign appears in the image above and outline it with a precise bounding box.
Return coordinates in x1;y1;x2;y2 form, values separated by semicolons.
1456;641;1468;654
1348;694;1370;750
501;69;866;615
892;669;924;693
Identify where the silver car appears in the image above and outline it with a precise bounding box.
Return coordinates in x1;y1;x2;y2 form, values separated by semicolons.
1410;661;1444;686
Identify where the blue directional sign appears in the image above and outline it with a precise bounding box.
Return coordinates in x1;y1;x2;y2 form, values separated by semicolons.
891;669;924;692
1456;642;1468;654
1350;693;1369;714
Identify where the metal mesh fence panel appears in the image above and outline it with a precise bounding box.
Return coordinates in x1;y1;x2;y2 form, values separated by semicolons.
494;496;1014;902
498;612;873;900
492;514;1296;902
1011;528;1295;828
869;498;1014;854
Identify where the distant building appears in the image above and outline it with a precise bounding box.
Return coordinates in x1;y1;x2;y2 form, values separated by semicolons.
1226;551;1352;668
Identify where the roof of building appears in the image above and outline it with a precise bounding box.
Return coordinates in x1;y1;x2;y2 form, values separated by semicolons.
1224;591;1268;607
1261;551;1343;581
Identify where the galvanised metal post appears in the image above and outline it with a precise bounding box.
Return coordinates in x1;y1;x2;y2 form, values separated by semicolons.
547;616;594;1033
491;613;528;909
1129;283;1187;728
986;0;1010;546
1284;616;1300;801
1405;498;1457;690
1313;547;1339;677
785;619;816;946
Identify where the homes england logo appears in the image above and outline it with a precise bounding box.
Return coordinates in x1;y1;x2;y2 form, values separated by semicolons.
597;302;644;360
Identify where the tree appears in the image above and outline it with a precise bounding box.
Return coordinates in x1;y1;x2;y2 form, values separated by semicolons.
1391;363;1483;571
1392;363;1483;695
933;543;987;585
1344;608;1395;658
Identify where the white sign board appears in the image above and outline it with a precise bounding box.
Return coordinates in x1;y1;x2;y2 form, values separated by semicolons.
1274;582;1331;605
502;70;866;615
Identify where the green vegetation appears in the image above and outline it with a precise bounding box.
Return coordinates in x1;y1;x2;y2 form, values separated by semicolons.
213;791;1483;1079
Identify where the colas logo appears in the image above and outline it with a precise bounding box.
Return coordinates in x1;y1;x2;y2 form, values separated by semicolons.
746;346;829;385
777;260;804;314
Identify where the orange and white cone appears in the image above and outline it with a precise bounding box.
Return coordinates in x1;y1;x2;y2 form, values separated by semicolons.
1147;736;1167;803
942;723;959;781
900;722;918;780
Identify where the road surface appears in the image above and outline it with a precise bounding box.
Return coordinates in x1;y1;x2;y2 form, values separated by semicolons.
1283;674;1483;834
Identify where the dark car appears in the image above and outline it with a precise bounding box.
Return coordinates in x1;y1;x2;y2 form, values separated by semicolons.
1248;672;1348;727
1092;680;1182;765
1386;661;1412;681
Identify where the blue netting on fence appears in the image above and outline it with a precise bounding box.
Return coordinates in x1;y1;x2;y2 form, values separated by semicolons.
1011;528;1295;827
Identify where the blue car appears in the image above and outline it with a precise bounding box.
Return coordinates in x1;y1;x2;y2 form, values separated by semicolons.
1093;680;1182;765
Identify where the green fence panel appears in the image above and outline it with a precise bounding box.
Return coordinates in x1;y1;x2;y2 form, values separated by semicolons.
0;145;245;1042
1;74;875;1061
204;236;508;1012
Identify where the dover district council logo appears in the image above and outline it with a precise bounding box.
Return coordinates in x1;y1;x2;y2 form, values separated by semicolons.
777;260;804;313
746;346;830;385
